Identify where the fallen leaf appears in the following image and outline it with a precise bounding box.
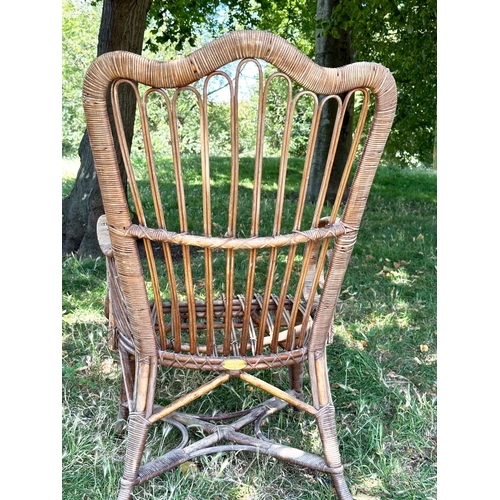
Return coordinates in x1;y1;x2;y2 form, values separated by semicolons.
179;461;199;475
333;383;359;394
100;358;115;375
416;233;424;240
419;344;429;353
393;260;411;269
364;254;375;260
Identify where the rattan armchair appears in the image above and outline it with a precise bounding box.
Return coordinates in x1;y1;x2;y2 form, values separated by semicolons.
83;30;396;499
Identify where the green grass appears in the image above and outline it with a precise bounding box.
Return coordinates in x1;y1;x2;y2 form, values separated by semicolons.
62;159;436;500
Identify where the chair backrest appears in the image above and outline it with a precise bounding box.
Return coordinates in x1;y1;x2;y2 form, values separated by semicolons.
84;30;397;369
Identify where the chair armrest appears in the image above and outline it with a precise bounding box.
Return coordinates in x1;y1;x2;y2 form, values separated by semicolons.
97;214;113;258
97;214;116;347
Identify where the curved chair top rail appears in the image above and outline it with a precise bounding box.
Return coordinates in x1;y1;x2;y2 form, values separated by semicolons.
84;30;396;109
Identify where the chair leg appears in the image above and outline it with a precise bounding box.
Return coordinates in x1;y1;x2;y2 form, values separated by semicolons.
115;351;135;434
117;412;150;500
118;377;130;422
331;471;354;500
289;362;304;393
316;404;352;500
310;351;353;500
315;404;353;500
289;362;304;405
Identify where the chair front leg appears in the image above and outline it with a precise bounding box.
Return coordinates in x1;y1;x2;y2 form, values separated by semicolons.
309;349;353;500
117;412;150;500
117;355;156;499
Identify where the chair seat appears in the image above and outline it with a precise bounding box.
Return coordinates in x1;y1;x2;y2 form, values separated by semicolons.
115;294;314;371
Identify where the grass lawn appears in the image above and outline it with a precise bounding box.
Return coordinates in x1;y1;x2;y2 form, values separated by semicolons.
62;157;436;500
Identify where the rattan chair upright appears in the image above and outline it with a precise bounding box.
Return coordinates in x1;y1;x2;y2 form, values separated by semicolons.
83;30;397;500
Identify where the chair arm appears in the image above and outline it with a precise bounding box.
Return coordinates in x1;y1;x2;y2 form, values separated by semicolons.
96;214;118;348
97;214;113;258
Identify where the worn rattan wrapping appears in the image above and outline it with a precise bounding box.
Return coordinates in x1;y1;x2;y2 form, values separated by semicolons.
85;30;396;500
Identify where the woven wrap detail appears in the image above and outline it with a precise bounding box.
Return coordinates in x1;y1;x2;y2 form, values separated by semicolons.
119;413;151;493
135;448;192;485
316;405;343;469
127;412;151;429
117;478;136;500
215;425;234;441
334;230;358;252
109;221;351;250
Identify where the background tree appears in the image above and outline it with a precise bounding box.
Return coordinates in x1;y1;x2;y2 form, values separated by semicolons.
251;0;437;195
323;0;437;167
308;0;354;203
62;0;152;256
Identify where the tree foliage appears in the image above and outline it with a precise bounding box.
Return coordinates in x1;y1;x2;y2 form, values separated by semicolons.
244;0;437;167
62;0;101;156
322;0;437;166
142;0;436;166
145;0;262;51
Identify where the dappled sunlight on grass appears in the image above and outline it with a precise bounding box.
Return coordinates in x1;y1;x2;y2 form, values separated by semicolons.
386;267;412;286
62;308;107;326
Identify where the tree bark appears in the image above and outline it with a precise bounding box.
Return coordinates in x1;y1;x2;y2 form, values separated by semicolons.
307;0;354;204
62;0;152;257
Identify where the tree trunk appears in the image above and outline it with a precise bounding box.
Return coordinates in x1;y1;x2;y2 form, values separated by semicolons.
307;0;354;204
62;0;152;257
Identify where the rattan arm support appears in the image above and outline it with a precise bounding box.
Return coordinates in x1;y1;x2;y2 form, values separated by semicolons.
110;219;353;249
